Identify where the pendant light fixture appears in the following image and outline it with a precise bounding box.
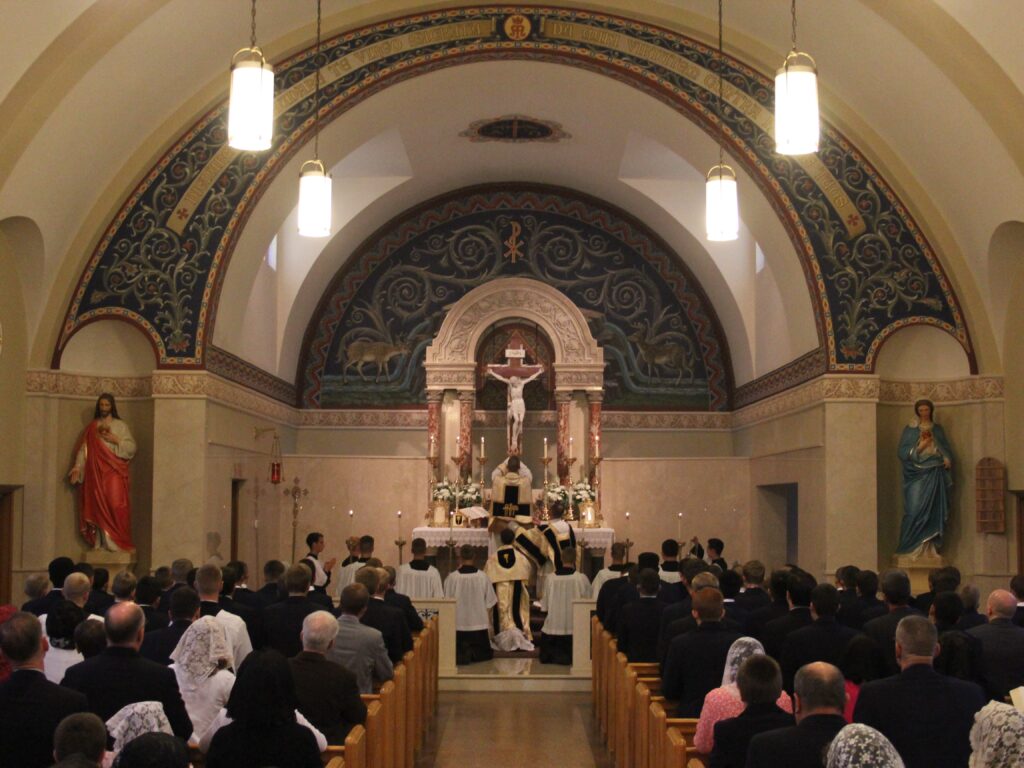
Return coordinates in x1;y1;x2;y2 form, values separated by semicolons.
774;0;819;155
706;0;739;242
298;0;332;238
228;0;275;151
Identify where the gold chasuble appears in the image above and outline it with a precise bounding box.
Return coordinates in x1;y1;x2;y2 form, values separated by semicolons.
490;470;533;524
485;545;534;639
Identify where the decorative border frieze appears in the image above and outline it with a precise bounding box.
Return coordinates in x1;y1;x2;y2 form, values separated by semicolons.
602;411;731;430
732;375;880;428
474;411;558;428
150;371;298;425
300;410;428;428
207;345;296;405
25;370;152;398
733;348;827;409
878;377;1004;404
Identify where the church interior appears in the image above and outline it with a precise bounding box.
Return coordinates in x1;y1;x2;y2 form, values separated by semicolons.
2;1;1024;765
1;0;1023;763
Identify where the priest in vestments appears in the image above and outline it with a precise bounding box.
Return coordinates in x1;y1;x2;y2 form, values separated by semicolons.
68;393;136;551
484;528;534;651
532;501;577;599
444;545;497;664
489;455;533;525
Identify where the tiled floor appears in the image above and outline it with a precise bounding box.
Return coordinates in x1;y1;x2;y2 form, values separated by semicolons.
417;691;612;767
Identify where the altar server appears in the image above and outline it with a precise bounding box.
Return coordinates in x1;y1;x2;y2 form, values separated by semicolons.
485;528;534;650
444;545;497;664
395;538;443;599
336;535;374;591
540;545;591;664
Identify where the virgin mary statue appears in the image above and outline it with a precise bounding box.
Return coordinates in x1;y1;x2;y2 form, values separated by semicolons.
896;399;954;556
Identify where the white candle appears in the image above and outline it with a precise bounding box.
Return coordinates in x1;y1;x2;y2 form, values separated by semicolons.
348;509;354;538
480;436;485;460
569;436;574;460
430;435;436;457
544;436;548;459
595;434;600;458
397;510;402;538
677;511;682;541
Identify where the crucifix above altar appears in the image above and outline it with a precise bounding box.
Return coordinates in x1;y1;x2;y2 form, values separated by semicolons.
485;333;545;455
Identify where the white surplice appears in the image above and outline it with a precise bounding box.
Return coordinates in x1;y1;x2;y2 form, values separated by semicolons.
395;562;444;599
443;568;497;631
540;571;591;635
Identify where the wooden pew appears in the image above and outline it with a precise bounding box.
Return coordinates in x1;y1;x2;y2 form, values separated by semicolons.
592;615;603;713
633;676;660;768
187;723;367;768
377;679;397;768
648;699;698;768
402;649;417;768
664;727;709;768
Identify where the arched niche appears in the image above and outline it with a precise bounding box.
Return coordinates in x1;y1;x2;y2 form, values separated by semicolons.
424;277;604;393
873;324;971;380
60;318;157;376
991;221;1024;487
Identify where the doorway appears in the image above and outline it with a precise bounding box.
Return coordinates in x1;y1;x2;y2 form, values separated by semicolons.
0;489;14;604
230;479;244;563
755;483;799;567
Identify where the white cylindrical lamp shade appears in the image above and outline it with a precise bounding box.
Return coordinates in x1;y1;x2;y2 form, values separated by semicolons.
705;163;739;242
774;50;819;155
228;48;275;151
298;159;332;237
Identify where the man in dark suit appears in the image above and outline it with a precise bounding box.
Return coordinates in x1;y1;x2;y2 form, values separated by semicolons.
854;615;985;768
931;590;984;686
956;584;988;631
719;569;749;631
617;568;666;662
1011;575;1024;628
220;562;262;649
383;566;424;632
853;569;886;628
734;560;771;613
597;565;633;628
661;588;742;717
135;575;169;633
256;559;286;608
658;571;740;665
355;566;412;663
290;610;367;744
60;602;193;740
968;588;1024;701
745;569;791;641
914;565;960;619
22;556;75;616
0;612;89;768
780;583;859;692
140;587;199;665
263;564;322;658
762;570;816;660
52;712;107;768
745;661;848;768
159;558;193;609
81;565;115;616
834;564;861;628
227;560;262;609
605;552;678;634
710;654;793;768
863;569;923;675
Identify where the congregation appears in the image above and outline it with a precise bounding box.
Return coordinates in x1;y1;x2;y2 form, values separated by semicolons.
3;528;1024;768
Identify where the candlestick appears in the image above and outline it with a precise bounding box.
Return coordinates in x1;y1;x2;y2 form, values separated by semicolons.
447;508;456;575
395;510;406;565
347;509;354;539
569;436;574;460
677;511;682;542
624;510;633;563
480;435;485;461
595;434;600;459
430;434;436;457
544;436;548;459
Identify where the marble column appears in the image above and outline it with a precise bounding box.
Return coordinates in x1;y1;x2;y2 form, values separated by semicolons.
426;391;442;485
458;391;474;480
587;392;602;484
556;391;573;484
823;400;877;574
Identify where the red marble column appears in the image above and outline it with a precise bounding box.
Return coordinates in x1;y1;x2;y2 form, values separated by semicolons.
426;391;442;508
556;391;572;485
588;392;602;485
458;391;475;480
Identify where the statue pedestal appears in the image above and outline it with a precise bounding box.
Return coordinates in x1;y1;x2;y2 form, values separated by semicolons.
892;551;945;594
81;549;136;574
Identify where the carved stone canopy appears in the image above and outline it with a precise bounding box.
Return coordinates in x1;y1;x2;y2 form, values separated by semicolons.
424;277;604;392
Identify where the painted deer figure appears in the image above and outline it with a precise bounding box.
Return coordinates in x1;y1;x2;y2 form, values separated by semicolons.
339;339;410;383
627;326;695;385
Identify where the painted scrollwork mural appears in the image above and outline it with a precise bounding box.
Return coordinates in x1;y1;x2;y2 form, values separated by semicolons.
299;186;732;410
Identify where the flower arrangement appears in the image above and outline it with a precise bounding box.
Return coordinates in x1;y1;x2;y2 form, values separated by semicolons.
544;482;569;508
431;479;455;502
457;482;482;509
570;480;596;506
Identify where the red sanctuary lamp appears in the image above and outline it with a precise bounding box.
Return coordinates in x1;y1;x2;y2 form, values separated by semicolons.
270;433;283;485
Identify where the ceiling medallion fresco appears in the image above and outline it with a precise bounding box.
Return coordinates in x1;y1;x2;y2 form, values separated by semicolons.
56;6;971;376
299;185;732;411
460;114;570;143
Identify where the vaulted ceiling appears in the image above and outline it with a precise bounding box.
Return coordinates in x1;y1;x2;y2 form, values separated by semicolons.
2;0;1021;390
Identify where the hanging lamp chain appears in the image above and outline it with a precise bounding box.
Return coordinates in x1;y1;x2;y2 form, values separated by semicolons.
790;0;798;51
717;0;724;167
250;0;258;49
314;0;322;160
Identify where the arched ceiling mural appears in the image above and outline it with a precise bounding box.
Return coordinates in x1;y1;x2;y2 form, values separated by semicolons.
54;6;971;380
298;184;732;411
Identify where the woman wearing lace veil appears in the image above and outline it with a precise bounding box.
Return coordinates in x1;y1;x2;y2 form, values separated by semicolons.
969;701;1024;768
827;723;904;767
169;615;235;741
693;636;793;754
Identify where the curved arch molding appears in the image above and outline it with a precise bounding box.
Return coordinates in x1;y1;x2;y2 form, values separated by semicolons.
300;185;731;410
56;6;971;377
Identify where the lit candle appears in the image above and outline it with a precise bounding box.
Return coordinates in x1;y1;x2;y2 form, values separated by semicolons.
544;436;548;459
397;509;402;538
595;434;600;458
625;510;631;541
430;434;436;457
348;509;354;538
569;436;574;460
480;436;485;461
677;511;682;541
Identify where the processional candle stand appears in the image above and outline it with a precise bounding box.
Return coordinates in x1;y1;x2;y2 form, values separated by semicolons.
394;510;406;565
284;477;309;561
564;437;578;522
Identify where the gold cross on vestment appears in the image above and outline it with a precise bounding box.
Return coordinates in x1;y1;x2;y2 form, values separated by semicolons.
503;503;518;515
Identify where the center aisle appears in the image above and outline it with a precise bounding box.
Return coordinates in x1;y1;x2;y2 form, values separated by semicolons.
417;691;612;767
